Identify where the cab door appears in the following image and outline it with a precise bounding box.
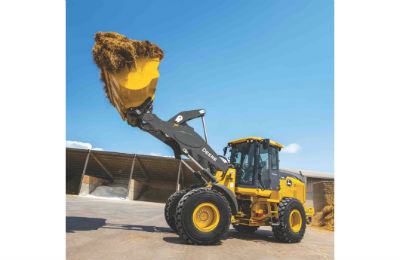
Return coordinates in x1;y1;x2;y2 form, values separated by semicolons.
269;147;280;190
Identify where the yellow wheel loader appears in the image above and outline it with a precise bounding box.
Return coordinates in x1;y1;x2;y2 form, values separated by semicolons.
163;136;314;244
92;32;314;245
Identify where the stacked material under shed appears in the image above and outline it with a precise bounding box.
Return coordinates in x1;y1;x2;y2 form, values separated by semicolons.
92;32;164;124
312;181;334;231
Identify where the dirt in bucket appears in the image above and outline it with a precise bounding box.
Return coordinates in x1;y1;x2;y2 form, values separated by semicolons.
92;32;164;73
92;32;164;119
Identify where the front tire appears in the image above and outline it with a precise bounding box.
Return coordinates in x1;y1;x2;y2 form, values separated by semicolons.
272;197;306;243
175;188;231;245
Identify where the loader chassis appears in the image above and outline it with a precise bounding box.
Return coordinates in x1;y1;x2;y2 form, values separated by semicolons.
127;104;313;244
93;33;313;245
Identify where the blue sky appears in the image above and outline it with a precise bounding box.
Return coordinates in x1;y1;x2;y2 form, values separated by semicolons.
67;0;333;172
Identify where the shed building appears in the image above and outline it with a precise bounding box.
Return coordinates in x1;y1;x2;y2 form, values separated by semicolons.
66;148;334;206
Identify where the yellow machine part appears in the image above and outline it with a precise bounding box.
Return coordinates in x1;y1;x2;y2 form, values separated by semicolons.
113;58;160;90
289;209;302;232
192;202;220;232
228;137;284;149
234;177;305;204
102;57;160;121
271;177;306;204
216;168;314;226
215;169;236;195
305;207;315;216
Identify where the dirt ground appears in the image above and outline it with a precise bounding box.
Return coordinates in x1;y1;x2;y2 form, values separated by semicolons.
66;195;334;260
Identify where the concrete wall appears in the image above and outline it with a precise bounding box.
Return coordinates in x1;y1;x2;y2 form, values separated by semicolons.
127;179;177;203
79;175;109;195
305;177;330;207
66;174;82;195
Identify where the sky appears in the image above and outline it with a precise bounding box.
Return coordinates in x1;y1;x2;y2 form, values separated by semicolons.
67;0;333;173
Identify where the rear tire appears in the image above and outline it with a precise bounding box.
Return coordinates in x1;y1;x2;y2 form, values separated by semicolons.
175;187;231;245
233;224;259;233
272;197;306;243
164;188;190;232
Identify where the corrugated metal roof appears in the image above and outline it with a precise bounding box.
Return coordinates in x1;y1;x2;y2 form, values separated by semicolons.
66;148;202;184
281;168;334;179
66;148;333;182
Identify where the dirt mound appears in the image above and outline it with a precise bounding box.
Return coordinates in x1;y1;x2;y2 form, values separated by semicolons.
312;181;334;231
312;204;334;231
92;32;164;122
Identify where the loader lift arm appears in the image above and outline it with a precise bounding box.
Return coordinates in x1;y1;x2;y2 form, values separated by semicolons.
126;100;229;185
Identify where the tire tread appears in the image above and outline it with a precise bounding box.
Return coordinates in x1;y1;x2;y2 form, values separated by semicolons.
272;197;306;243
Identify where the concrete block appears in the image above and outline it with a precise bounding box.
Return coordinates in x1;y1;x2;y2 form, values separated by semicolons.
126;179;177;202
79;175;108;195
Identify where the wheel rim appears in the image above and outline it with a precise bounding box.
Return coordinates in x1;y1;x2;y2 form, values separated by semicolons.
192;202;220;232
289;209;302;233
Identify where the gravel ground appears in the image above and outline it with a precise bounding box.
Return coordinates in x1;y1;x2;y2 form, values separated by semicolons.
66;195;333;260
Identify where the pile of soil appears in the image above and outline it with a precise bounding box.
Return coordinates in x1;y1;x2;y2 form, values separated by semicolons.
92;32;164;121
312;204;334;231
312;181;334;231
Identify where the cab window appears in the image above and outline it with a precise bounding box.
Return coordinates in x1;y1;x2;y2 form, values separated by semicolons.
259;145;270;188
270;147;278;170
230;142;256;186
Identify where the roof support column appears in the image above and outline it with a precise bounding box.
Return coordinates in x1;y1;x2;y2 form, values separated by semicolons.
127;154;136;200
79;149;91;195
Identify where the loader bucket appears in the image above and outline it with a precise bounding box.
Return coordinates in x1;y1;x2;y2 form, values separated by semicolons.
92;32;164;125
101;58;161;122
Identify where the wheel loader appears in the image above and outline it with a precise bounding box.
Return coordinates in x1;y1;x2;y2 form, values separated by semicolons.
92;32;314;245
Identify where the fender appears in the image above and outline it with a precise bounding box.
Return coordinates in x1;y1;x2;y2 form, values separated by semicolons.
212;183;238;215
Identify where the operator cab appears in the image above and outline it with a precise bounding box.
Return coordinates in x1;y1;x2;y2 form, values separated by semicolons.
225;137;283;190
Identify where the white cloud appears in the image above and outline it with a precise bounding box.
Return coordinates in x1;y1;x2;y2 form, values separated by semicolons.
66;140;103;151
282;143;301;153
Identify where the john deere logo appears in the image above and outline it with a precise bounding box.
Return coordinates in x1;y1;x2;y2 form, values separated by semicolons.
286;179;292;187
202;147;217;162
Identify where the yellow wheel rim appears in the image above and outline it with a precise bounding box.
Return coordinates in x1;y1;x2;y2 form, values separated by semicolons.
289;209;302;233
192;202;220;232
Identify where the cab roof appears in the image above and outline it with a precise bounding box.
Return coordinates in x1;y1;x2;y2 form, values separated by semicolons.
228;137;284;149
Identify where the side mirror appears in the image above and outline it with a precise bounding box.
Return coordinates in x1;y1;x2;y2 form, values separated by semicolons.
223;146;227;156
